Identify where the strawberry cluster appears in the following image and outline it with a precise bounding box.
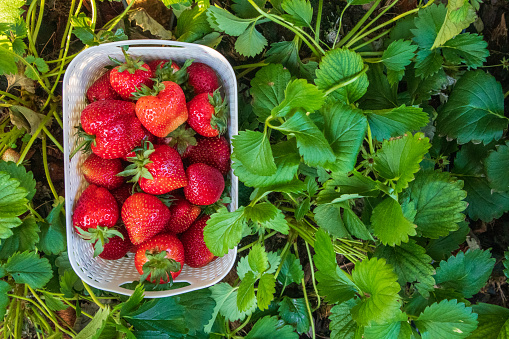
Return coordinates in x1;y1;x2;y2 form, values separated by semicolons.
71;51;230;285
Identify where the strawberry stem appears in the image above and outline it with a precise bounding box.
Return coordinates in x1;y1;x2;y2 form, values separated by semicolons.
140;250;181;285
78;226;124;257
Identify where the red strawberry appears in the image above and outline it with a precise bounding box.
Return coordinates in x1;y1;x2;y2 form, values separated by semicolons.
179;215;215;268
184;163;224;205
148;59;180;72
167;195;201;234
97;227;132;260
81;154;124;190
186;62;220;95
122;127;157;161
111;183;133;208
160;125;197;156
135;81;188;137
187;90;227;137
109;50;154;100
72;184;119;234
184;136;230;175
122;193;171;245
75;100;145;159
86;70;121;102
135;233;185;283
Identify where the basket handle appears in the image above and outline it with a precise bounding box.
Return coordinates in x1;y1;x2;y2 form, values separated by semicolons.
99;39;212;51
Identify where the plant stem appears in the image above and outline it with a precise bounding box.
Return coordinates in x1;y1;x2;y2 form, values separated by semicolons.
106;0;135;31
42;134;59;200
366;123;375;154
324;65;369;96
83;281;105;309
294;243;315;339
305;242;321;312
351;29;391;51
351;0;400;44
315;0;323;43
238;231;278;252
274;239;293;280
53;111;64;129
0;91;30;106
233;62;268;70
42;126;64;153
58;0;76;61
17;110;54;165
336;0;384;48
32;0;46;51
230;314;252;337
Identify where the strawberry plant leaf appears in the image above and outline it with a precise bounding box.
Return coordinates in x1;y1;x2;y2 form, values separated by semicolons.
128;8;173;40
209;283;256;327
425;220;469;261
403;170;467;238
204;206;247;256
278;297;311;334
314;203;349;238
371;197;417;246
235;22;268;57
206;6;253;36
38;202;66;255
432;0;476;49
316;48;368;104
175;5;212;42
120;284;145;316
350;258;401;326
405;66;449;105
329;299;361;339
265;38;318;81
0;158;36;201
437;70;507;145
273;110;335;167
41;291;68;311
415;49;443;79
0;216;39;258
281;0;313;28
75;306;111;339
317;171;379;204
0;46;18;76
3;251;52;289
251;64;291;121
0;0;24;24
414;299;478;339
0;280;10;318
232;0;267;18
0;171;28;239
485;141;509;191
232;130;277;176
342;207;374;241
244;203;289;234
363;310;412;339
442;33;489;68
237;271;257;312
277;252;304;288
470;303;509;339
434;249;495;298
321;103;367;173
272;79;325;118
381;40;417;73
366;105;429;141
412;4;446;50
247;243;269;275
245;315;298;338
178;289;216;336
257;273;276;310
375;240;434;297
373;132;431;193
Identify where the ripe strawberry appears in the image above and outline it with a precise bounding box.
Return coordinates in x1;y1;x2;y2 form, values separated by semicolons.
109;50;154;100
135;81;188;137
184;136;230;175
75;100;145;159
187;90;227;137
122;193;171;245
81;153;124;190
186;62;220;95
122;127;157;161
86;70;121;102
97;227;132;260
159;124;197;156
135;233;185;283
72;184;119;234
179;215;215;268
167;195;201;234
184;163;225;205
111;183;133;208
120;142;188;195
148;59;180;72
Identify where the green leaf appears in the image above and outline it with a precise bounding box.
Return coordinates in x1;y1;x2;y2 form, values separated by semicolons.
412;4;446;49
0;46;18;76
0;280;11;318
265;38;318;81
329;299;361;339
364;310;412;339
414;299;478;339
0;161;36;201
13;216;39;252
204;207;247;256
175;5;212;42
232;0;267;18
470;303;509;339
232;130;277;176
206;6;252;36
277;252;304;288
434;249;495;298
251;64;291;121
0;171;28;239
314;203;349;238
274;110;335;167
38;202;66;255
366;105;429;141
4;251;52;289
278;297;310;334
120;284;145;316
244;203;289;234
437;70;507;145
375;240;434;297
0;0;24;25
321;103;367;172
41;291;68;311
381;39;417;72
373;132;431;193
432;1;476;49
425;221;470;261
315;48;368;104
405;66;449;105
237;271;257;312
351;257;401;326
247;243;269;275
257;273;276;310
178;289;216;336
371;197;416;246
403;170;467;238
343;207;374;241
71;14;95;45
442;33;489;69
415;49;443;79
272;79;325;118
245;315;298;339
317;171;379;204
281;0;313;27
75;306;111;339
235;22;267;57
485;141;509;191
212;283;256;324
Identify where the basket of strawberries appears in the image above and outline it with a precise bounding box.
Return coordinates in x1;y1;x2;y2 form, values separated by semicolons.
62;40;238;297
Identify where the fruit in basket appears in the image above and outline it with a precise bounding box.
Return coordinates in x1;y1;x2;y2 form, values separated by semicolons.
148;59;180;72
184;163;225;205
111;183;133;208
81;154;124;190
135;81;188;137
135;233;185;283
97;227;132;260
78;100;145;159
187;90;227;137
186;62;220;95
72;184;119;234
121;193;171;245
184;136;230;175
86;70;121;102
167;195;201;234
179;215;215;268
109;51;154;100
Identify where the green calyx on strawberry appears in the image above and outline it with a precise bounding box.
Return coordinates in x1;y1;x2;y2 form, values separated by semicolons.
109;48;149;75
109;49;154;100
165;125;197;155
131;81;166;100
187;89;228;137
70;125;95;159
155;59;193;85
78;225;124;257
139;250;181;285
118;140;156;184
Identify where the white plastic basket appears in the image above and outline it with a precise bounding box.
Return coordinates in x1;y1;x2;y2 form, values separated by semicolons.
63;40;238;298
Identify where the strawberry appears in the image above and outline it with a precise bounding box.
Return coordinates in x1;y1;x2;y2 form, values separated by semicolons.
81;153;124;190
184;136;230;175
134;233;185;284
86;70;121;102
186;62;220;95
109;50;154;100
97;227;132;260
74;100;145;159
135;81;188;137
160;124;197;156
119;142;188;195
111;183;133;208
179;215;215;268
122;193;171;245
167;195;201;234
148;59;180;72
184;163;225;205
187;90;227;137
122;127;157;161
